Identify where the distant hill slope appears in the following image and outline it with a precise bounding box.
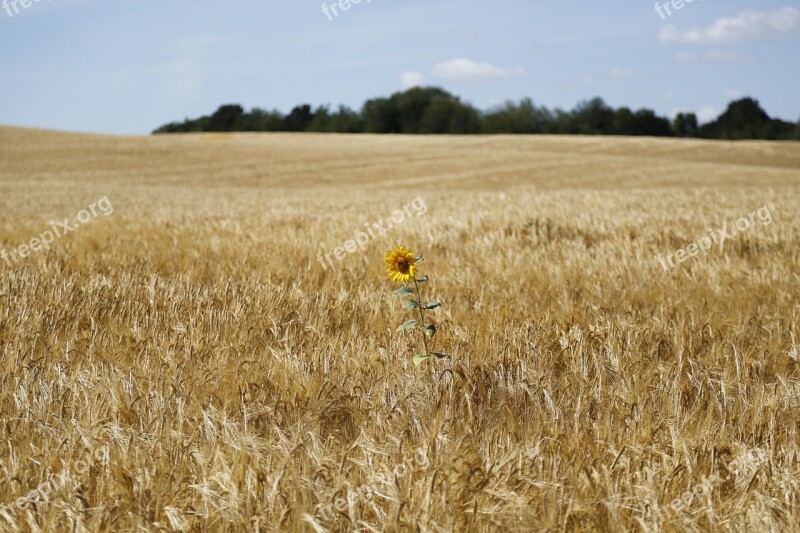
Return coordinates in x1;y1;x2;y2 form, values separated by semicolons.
1;126;799;193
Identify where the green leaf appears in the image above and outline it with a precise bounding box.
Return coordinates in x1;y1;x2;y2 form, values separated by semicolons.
424;302;441;310
431;352;450;360
417;275;429;283
419;324;437;337
397;320;418;332
413;354;430;366
405;300;420;310
393;286;414;297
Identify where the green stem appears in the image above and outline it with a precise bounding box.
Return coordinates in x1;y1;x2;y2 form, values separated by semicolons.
413;279;430;357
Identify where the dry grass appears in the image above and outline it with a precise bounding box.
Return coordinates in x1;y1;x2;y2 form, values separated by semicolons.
0;126;799;532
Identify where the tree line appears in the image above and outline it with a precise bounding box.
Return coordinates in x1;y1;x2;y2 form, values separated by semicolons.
153;87;800;140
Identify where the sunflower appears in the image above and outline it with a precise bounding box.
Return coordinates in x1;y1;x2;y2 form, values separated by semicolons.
385;245;417;283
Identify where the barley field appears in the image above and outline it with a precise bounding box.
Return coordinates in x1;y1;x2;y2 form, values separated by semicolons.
0;126;799;532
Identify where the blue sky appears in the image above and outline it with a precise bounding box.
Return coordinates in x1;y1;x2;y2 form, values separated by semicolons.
0;0;798;134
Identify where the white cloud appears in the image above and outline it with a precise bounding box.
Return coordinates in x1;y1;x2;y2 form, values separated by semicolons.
697;106;718;124
704;50;745;63
662;91;675;101
676;51;745;63
659;6;800;44
606;68;644;79
153;35;224;99
155;59;205;99
450;27;476;39
177;35;227;49
583;68;644;85
722;89;743;99
400;71;424;89
431;58;525;81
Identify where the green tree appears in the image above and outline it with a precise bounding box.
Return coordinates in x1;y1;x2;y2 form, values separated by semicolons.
482;98;549;133
153;120;189;133
630;109;672;136
308;105;364;133
761;119;796;140
284;104;315;132
672;112;698;137
699;98;769;139
571;97;615;135
307;106;333;132
247;108;286;131
328;105;364;133
610;107;634;136
389;87;457;133
208;104;245;131
418;98;480;134
362;87;462;133
547;108;577;134
152;91;788;140
362;97;399;133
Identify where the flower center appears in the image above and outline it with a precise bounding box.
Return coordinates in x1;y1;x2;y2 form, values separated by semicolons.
396;258;409;272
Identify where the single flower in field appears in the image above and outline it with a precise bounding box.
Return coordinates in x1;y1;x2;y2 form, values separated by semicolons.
385;245;417;283
385;245;450;366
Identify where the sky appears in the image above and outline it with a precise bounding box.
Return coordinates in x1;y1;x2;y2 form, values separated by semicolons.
0;0;798;135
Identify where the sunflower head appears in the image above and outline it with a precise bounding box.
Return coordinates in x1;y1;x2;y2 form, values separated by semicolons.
385;245;418;283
